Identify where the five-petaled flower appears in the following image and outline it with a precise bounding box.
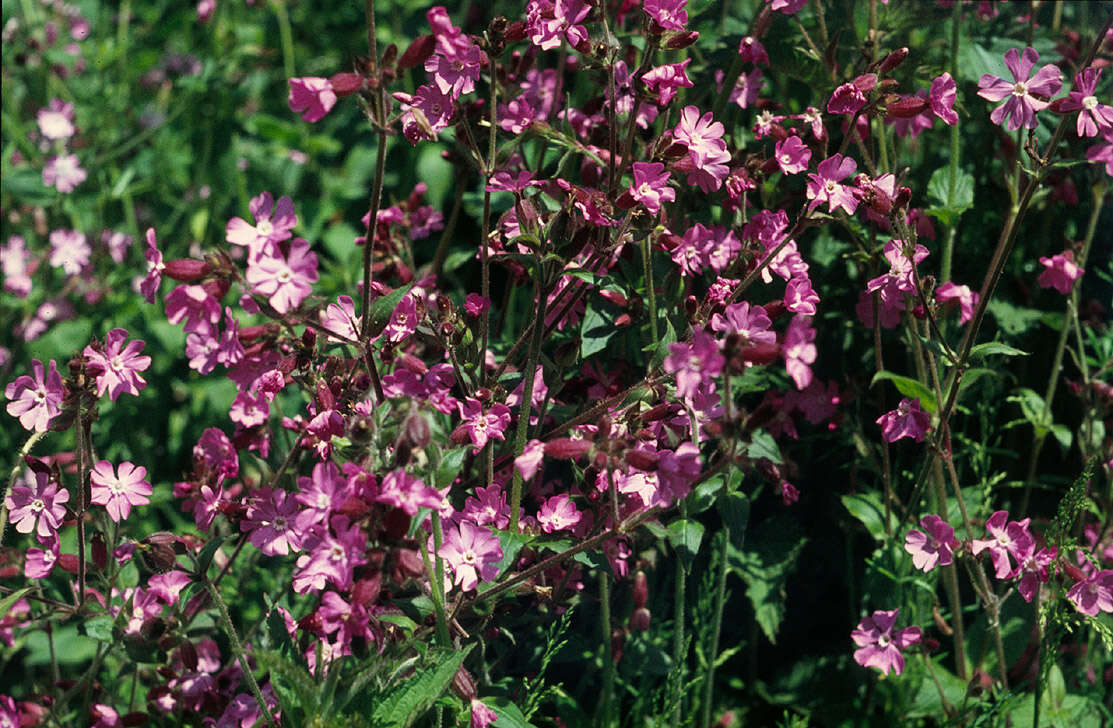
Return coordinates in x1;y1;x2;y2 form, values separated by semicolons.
1037;250;1084;295
851;609;921;676
90;460;153;522
806;154;859;215
904;514;958;572
289;77;338;123
456;399;512;454
84;328;152;402
876;397;930;443
1065;569;1113;617
436;520;503;592
628;162;675;215
5;470;69;539
977;47;1062;131
5;358;65;432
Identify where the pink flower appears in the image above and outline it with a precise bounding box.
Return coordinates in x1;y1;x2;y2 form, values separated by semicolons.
929;72;958;125
246;238;319;314
288;77;337;123
876;397;930;443
827;83;867;115
644;0;688;30
538;494;582;533
767;0;807;13
384;294;418;343
738;36;769;65
1086;128;1113;176
729;68;764;110
1015;545;1056;603
292;515;367;594
470;700;498;728
42;154;87;193
5;358;64;432
456;399;511;454
935;282;978;324
774;136;811;175
1037;250;1084;295
514;439;545;481
977;47;1062;132
971;510;1034;579
320;295;360;343
48;229;90;275
463;483;511;529
628;162;675;215
1052;67;1113;138
904;514;957;572
241;487;303;556
641;59;694;107
806;154;859;215
5;470;69;539
664;330;724;401
437;520;503;592
37;99;75;139
2;235;33;298
377;470;442;516
1065;569;1113;617
711;302;776;345
83;328;151;401
673;106;727;167
225;192;297;260
425;41;486;99
851;609;921;675
526;0;591;51
90;461;152;522
398;84;455;145
25;533;60;579
783;315;817;390
165;284;221;335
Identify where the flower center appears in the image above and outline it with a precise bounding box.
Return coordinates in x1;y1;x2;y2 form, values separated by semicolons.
257;220;274;237
463;549;476;564
273;516;287;530
1011;81;1029;97
877;633;891;647
825;180;838;194
781;154;793;165
30;498;45;513
277;268;292;284
109;479;126;496
1082;95;1098;111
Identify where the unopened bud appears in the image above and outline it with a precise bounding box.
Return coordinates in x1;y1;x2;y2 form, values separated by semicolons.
629;607;651;631
163;259;211;282
633;571;649;608
886;96;929;119
852;73;878;93
451;666;478;702
878;47;909;73
740;341;781;365
329;72;363;96
544;438;593;460
624;449;659;472
664;30;700;49
91;533;107;571
398;35;436;70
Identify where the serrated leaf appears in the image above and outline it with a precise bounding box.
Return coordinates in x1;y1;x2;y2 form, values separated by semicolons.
745;429;783;463
667;519;705;572
969;342;1030;360
870;371;937;413
370;645;474;727
729;517;806;644
717;491;750;550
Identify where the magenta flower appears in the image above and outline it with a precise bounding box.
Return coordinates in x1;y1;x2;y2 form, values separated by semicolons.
628;162;675;215
664;330;724;401
5;470;69;539
641;59;694;107
288;77;337;123
226;192;297;260
42;154;87;193
526;0;591;51
292;515;367;594
1065;569;1113;617
929;72;959;125
1037;250;1084;294
25;533;60;579
320;295;360;343
470;700;498;728
514;439;545;481
729;68;764;110
463;483;511;529
768;0;807;14
1052;67;1113;138
972;510;1034;579
2;235;33;299
644;0;688;30
437;520;503;592
90;460;152;522
904;514;957;572
783;315;817;390
876;397;930;443
1015;545;1056;603
738;36;769;65
806;154;859;215
851;609;922;676
48;229;90;275
165;284;221;335
384;294;418;343
399;84;455;144
538;494;582;533
977;47;1062;131
5;358;65;432
425;42;485;99
241;487;303;556
246;238;319;314
674;106;727;167
827;82;867;115
774;136;811;175
935;282;978;324
711;302;776;345
377;470;442;517
84;328;151;401
457;399;511;454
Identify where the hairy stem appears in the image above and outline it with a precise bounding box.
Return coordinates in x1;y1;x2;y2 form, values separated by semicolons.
205;578;278;728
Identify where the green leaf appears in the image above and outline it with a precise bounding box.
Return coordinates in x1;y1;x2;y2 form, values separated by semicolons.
434;448;468;490
926;166;974;226
493;530;534;579
581;297;618;359
729;516;806;644
192;534;231;578
0;588;31;617
378;613;419;635
667;519;705;572
987;299;1044;336
841;492;896;543
745;429;783;464
1008;387;1051;435
486;697;538;728
969;342;1030;360
370;645;474;727
870;371;937;413
81;614;116;642
716;491;751;550
365;283;416;340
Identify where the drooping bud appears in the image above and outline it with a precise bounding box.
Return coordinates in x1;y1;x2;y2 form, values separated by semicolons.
629;607;652;632
886;95;930;119
878;47;909;73
163;259;211;282
632;570;649;608
624;449;660;472
544;438;593;460
329;72;363;96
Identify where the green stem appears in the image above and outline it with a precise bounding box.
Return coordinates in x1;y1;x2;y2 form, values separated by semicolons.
700;530;730;728
272;0;296;80
940;0;962;283
421;515;451;647
204;579;278;728
642;235;660;355
670;502;688;722
599;571;615;728
507;275;548;533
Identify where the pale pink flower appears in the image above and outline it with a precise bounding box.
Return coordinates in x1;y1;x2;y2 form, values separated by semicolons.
641;59;694;107
1065;570;1113;616
5;358;64;432
977;47;1062;132
140;228;165;304
83;328;151;401
37;99;75;139
971;510;1034;579
768;0;807;13
876;397;930;443
1037;250;1084;294
384;294;418;343
42;154;87;193
246;238;319;314
711;302;775;344
425;42;485;99
783;315;817;390
2;235;33;298
436;520;503;592
320;295;360;343
48;229;90;275
90;460;152;522
225;192;297;260
904;514;957;572
25;533;60;579
729;68;764;110
165;284;221;335
935;282;978;323
673;106;727;166
5;470;69;538
377;470;442;517
851;609;921;675
515;439;546;481
288;77;337;123
538;494;582;533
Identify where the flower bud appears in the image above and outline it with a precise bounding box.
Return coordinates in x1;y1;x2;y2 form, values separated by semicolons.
179;639;199;671
629;607;651;631
200;279;229;300
451;665;478;702
885;95;929;119
329;72;363;96
163;259;211;282
624;449;659;472
664;31;700;49
91;532;107;571
632;570;649;608
852;73;878;93
398;35;436;70
739;341;781;365
878;47;909;73
544;438;593;460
